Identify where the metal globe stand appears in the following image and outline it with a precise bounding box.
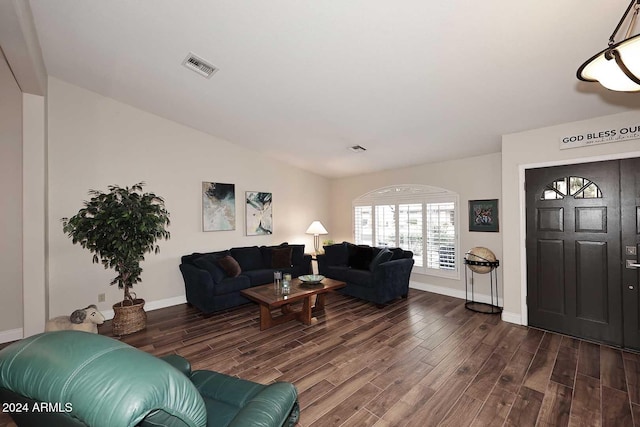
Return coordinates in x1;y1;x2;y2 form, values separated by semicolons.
464;258;502;314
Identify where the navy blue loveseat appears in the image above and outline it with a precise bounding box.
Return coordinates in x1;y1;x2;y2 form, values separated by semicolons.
180;243;312;313
317;242;414;307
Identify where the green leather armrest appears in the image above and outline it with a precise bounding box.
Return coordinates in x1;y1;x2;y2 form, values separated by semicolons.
191;370;264;408
228;383;299;427
160;354;192;377
0;331;207;427
190;370;299;427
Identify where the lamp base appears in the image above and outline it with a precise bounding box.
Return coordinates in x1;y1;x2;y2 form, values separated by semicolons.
314;235;320;254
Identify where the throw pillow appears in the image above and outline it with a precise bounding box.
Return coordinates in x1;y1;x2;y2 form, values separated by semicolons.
193;254;226;283
272;247;293;268
369;248;393;272
348;244;374;270
323;243;348;266
217;255;242;278
390;248;405;260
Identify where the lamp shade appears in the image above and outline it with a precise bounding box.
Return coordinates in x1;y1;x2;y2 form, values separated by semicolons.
578;33;640;92
305;221;328;235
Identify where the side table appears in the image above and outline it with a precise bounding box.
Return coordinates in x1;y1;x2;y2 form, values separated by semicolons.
464;259;502;314
307;253;319;274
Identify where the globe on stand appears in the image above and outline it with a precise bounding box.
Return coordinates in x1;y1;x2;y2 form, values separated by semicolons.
464;247;497;274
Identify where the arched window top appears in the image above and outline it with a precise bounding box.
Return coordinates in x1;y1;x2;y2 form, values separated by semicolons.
540;176;602;200
354;184;455;204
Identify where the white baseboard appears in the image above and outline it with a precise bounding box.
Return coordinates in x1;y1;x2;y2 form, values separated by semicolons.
409;281;526;325
0;328;23;344
101;295;187;320
501;310;523;325
409;281;504;307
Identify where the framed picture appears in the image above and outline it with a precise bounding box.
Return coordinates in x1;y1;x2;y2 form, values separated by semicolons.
246;191;273;235
202;182;235;231
469;199;499;232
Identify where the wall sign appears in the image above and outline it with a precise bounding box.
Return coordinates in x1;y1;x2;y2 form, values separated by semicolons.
560;125;640;150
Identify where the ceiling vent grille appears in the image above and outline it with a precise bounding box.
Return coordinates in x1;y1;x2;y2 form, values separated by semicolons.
182;52;218;78
349;145;367;153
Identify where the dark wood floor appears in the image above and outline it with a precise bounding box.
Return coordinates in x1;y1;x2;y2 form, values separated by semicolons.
2;289;640;426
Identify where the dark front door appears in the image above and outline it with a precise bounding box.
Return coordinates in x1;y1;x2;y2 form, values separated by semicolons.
526;159;637;348
621;158;640;349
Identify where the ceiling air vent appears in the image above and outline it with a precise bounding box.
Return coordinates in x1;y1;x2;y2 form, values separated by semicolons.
182;52;218;78
349;145;367;153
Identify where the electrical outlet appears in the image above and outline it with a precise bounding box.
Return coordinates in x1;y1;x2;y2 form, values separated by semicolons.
98;293;105;303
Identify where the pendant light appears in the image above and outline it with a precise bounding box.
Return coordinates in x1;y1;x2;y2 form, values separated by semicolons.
577;0;640;92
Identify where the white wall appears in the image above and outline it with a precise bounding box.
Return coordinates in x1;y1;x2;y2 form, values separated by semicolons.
502;110;640;325
0;51;24;338
47;77;330;318
22;93;47;337
328;152;502;301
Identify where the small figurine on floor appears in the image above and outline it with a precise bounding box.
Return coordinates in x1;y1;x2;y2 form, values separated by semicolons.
45;304;105;334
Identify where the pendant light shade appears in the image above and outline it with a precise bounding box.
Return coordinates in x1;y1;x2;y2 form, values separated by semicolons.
577;0;640;92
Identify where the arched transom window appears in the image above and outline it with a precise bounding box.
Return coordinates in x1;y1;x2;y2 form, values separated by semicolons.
541;176;603;200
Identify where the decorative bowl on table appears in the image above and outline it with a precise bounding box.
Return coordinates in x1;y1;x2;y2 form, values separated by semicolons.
298;274;325;285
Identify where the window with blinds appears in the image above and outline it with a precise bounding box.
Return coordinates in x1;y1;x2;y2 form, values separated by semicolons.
352;185;459;278
354;206;373;246
399;204;423;267
375;205;396;247
426;202;455;271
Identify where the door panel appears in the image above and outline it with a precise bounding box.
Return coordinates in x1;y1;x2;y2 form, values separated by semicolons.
537;239;564;314
526;160;622;346
621;158;640;349
575;240;607;323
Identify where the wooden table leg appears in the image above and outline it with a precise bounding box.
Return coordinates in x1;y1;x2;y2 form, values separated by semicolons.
259;303;296;330
295;296;313;325
313;293;327;313
257;292;335;330
259;304;274;330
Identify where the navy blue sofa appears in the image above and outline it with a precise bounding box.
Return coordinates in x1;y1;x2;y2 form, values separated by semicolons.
180;243;312;313
316;242;414;307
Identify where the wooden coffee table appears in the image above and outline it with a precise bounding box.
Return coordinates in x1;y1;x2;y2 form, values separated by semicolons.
241;277;346;330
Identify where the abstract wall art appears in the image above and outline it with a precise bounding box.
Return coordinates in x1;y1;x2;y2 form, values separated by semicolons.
246;191;273;235
202;182;235;231
468;199;499;232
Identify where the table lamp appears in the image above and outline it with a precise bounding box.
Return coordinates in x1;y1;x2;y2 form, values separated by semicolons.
306;221;328;254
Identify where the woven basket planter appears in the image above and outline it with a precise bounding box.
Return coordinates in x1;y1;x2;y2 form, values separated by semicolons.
112;298;146;335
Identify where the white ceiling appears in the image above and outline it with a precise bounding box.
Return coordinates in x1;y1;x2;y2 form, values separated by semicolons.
27;0;640;178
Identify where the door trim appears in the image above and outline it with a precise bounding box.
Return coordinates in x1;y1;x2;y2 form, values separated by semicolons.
517;150;640;327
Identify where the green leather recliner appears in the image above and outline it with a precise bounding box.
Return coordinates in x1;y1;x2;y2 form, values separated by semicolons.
0;331;299;427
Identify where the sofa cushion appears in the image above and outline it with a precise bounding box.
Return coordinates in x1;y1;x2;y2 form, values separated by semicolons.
369;248;393;272
259;246;273;267
230;246;264;271
218;255;242;278
213;276;251;295
323;243;348;266
347;244;374;270
242;269;278;286
272;247;293;268
324;266;350;282
193;254;226;283
181;252;206;265
346;269;374;287
288;244;305;266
